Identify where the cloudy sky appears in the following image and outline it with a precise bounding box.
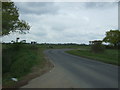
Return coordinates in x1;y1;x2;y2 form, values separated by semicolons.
2;1;118;44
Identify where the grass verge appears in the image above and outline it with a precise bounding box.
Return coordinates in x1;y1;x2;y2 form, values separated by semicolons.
2;44;53;88
66;49;119;65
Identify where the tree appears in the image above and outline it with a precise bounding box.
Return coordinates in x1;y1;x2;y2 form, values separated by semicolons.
2;1;30;36
103;30;120;47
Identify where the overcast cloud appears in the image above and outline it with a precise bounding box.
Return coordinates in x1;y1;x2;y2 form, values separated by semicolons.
2;2;118;44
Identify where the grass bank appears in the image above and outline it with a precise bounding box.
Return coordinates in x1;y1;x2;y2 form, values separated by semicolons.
2;44;52;87
2;43;90;87
66;49;119;65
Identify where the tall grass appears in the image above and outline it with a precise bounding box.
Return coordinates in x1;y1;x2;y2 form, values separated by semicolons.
2;44;45;86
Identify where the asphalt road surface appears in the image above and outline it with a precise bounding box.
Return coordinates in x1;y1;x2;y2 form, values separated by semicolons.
22;49;118;88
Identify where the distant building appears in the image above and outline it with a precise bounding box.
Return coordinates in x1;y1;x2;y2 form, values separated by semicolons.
31;41;37;44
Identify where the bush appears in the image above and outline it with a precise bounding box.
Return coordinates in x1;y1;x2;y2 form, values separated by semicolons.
91;43;105;53
2;44;38;77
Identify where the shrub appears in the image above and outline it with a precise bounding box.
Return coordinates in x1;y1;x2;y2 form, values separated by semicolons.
91;41;105;53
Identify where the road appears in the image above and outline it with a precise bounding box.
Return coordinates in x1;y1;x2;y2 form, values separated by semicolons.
22;49;118;88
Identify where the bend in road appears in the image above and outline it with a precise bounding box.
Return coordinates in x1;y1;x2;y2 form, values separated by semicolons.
22;49;118;88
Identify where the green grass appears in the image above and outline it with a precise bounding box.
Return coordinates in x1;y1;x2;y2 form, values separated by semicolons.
39;44;90;49
2;43;90;87
66;49;119;65
2;44;46;87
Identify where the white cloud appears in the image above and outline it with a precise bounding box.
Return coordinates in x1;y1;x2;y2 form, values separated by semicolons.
2;2;118;44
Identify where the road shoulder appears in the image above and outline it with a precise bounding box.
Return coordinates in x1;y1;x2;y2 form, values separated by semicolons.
12;56;54;88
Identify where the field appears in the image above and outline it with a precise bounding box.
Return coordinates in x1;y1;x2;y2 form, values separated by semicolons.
66;48;119;65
